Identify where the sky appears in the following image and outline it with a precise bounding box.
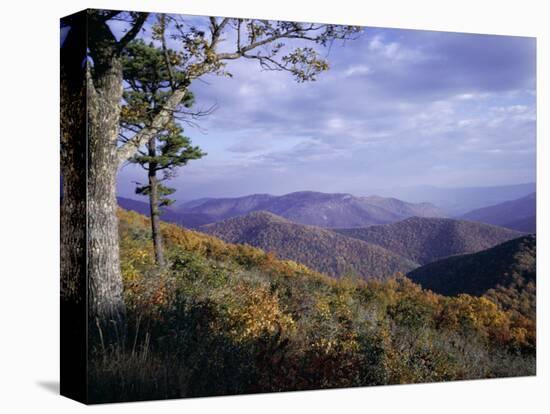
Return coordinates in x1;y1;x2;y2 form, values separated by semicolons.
115;14;536;201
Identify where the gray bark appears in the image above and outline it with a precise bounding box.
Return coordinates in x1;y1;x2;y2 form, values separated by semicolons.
83;15;129;338
86;50;126;333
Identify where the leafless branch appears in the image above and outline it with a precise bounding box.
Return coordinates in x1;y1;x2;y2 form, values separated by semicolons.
209;17;230;49
98;10;122;22
117;13;149;52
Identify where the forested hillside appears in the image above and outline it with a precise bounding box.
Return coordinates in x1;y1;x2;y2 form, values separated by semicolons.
200;211;418;279
334;217;522;265
89;209;535;402
501;216;536;233
408;235;535;320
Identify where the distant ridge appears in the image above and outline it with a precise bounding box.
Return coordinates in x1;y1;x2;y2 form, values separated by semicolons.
200;210;418;280
178;191;445;228
334;216;523;265
117;197;213;228
460;193;535;233
375;182;535;215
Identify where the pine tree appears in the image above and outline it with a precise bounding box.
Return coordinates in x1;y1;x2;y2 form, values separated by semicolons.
120;40;206;266
61;10;360;335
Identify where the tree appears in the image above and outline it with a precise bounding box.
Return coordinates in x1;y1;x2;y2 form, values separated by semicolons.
120;40;206;266
61;10;361;338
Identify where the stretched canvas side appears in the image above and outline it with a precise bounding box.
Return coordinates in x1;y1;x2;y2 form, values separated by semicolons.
60;10;88;404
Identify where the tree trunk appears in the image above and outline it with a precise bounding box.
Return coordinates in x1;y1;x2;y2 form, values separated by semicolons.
86;54;126;342
62;13;187;347
147;139;165;266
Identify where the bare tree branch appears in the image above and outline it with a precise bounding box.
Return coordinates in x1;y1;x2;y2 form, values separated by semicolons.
98;10;122;22
217;29;293;60
209;17;230;49
117;13;149;52
217;25;355;61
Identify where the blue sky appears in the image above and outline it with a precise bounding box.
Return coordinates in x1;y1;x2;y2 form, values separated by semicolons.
116;14;536;201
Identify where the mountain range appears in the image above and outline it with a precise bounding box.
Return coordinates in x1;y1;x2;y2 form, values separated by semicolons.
178;191;445;228
200;211;418;280
119;191;446;229
460;192;536;233
334;217;522;265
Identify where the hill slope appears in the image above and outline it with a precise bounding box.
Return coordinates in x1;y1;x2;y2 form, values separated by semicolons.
97;209;535;402
407;235;535;314
501;216;536;233
460;193;536;233
199;211;418;280
179;191;445;228
334;217;523;265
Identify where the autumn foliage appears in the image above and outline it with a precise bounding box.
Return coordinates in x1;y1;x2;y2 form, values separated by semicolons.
89;209;535;402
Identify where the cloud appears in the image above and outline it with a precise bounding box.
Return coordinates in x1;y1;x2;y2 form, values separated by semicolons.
367;35;427;62
226;137;268;153
344;64;372;77
117;16;536;199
